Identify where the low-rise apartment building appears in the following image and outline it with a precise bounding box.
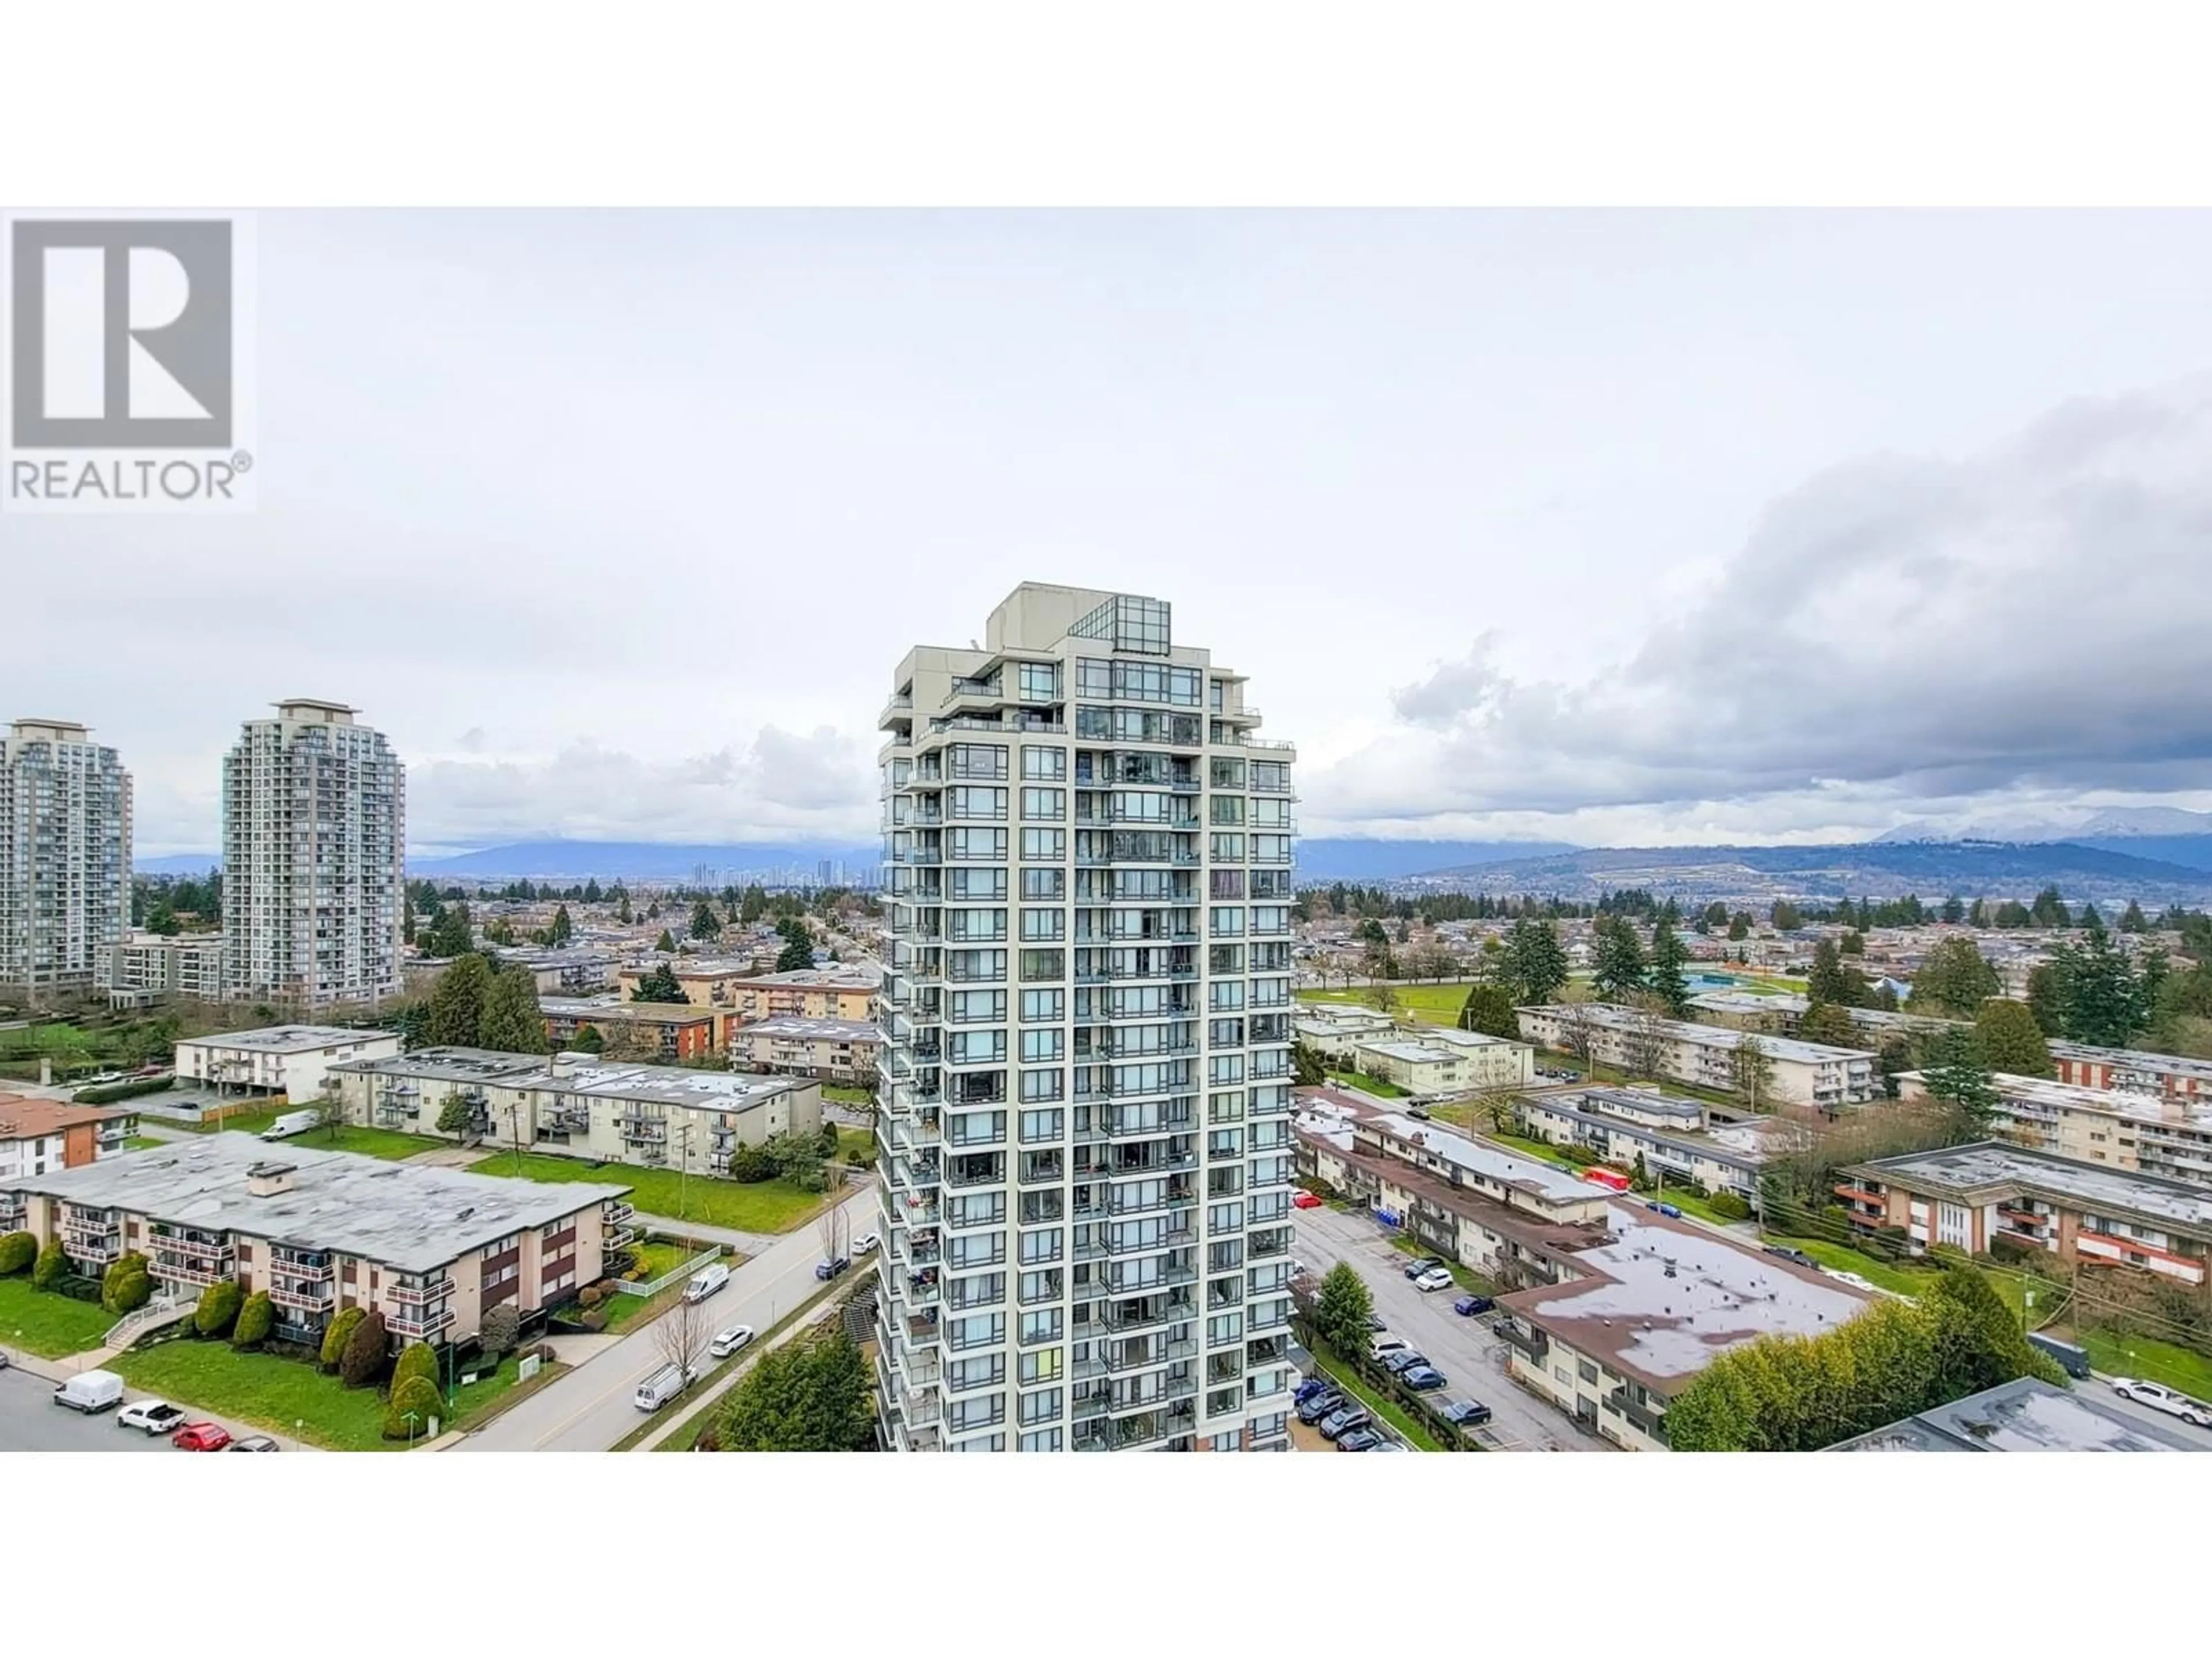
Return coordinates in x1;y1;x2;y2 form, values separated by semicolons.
1495;1207;1872;1450
1835;1142;2212;1289
1896;1068;2212;1185
723;1014;879;1084
1518;1085;1808;1202
540;996;719;1062
328;1047;823;1172
1291;1005;1399;1062
612;962;880;1022
493;946;618;996
1;1135;631;1350
108;930;226;1004
1516;1002;1877;1111
175;1025;403;1103
2048;1041;2212;1104
1350;1031;1534;1095
1828;1376;2206;1453
0;1096;136;1181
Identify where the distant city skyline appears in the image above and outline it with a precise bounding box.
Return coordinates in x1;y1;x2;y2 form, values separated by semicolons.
15;211;2212;857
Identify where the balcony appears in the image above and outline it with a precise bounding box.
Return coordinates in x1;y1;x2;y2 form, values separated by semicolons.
389;1276;457;1305
149;1230;231;1262
268;1278;338;1312
387;1304;456;1340
1607;1388;1668;1441
151;1252;236;1288
1496;1320;1548;1362
62;1225;122;1263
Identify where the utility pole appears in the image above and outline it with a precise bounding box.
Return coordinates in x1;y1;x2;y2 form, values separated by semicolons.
678;1122;694;1222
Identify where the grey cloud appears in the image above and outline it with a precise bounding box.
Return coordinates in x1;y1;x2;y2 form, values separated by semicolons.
1313;375;2212;830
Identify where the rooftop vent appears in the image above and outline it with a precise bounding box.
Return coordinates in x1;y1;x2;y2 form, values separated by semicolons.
245;1162;297;1197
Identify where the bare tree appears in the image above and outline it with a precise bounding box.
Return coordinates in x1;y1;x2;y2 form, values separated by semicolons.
1733;1033;1775;1113
816;1202;848;1266
655;1292;713;1384
1559;1001;1599;1070
1469;1084;1522;1138
1621;993;1672;1082
313;1095;348;1144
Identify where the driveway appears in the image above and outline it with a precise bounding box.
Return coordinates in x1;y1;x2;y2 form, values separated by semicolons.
1293;1203;1612;1453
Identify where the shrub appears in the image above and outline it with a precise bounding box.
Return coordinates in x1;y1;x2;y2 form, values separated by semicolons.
382;1374;445;1441
725;1142;774;1183
194;1278;244;1338
577;1284;604;1309
232;1290;274;1349
479;1304;521;1361
339;1309;389;1387
320;1305;368;1370
580;1307;609;1332
1707;1191;1753;1221
392;1340;439;1391
816;1121;840;1158
103;1257;153;1316
0;1230;36;1275
32;1235;69;1290
1987;1232;2040;1265
74;1075;175;1105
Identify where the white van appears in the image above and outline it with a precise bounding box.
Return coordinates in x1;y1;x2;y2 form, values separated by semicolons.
52;1369;126;1414
633;1362;694;1412
681;1263;730;1304
260;1108;321;1141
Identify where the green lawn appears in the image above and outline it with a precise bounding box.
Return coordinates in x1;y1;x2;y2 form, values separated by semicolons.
822;1084;876;1107
1299;984;1472;1026
2071;1330;2212;1400
1385;1233;1498;1296
492;1152;831;1234
0;1278;116;1358
124;1136;164;1150
835;1125;878;1164
1327;1069;1410;1099
111;1336;554;1451
627;1237;717;1283
1759;1234;1934;1297
180;1113;449;1161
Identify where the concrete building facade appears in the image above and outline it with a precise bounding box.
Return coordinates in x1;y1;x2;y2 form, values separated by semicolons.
176;1025;403;1103
222;699;404;1008
724;1013;880;1084
0;1095;137;1181
1517;1002;1878;1111
109;929;226;1003
874;584;1298;1453
0;718;131;1002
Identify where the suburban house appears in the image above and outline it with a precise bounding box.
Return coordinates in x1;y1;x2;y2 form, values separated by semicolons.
1515;1002;1878;1111
2;1135;632;1349
175;1025;403;1103
0;1095;137;1180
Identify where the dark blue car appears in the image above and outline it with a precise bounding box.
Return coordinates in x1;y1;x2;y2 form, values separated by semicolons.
1646;1200;1683;1219
1452;1294;1494;1316
1400;1365;1448;1391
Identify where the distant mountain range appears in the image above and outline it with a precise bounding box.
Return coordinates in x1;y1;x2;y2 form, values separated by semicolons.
140;841;877;880
1293;839;1580;880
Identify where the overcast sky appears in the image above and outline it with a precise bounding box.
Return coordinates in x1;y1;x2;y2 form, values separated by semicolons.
16;210;2212;857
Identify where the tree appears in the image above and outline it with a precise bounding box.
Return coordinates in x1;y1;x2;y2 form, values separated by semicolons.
1456;981;1521;1040
2042;924;2162;1047
1921;1031;2001;1137
2119;899;2150;934
690;899;721;940
1313;1262;1374;1359
1909;937;2002;1016
1726;912;1750;942
101;1252;151;1315
232;1289;274;1349
478;965;548;1053
713;1331;876;1451
426;951;494;1047
1798;1000;1857;1048
435;1092;481;1138
1973;999;2052;1077
393;1340;440;1391
1291;1041;1327;1087
573;1024;606;1054
631;961;686;1003
426;901;474;959
655;927;678;954
339;1309;390;1387
479;1304;522;1363
1646;916;1691;1016
776;933;816;973
2025;962;2066;1036
1361;979;1399;1016
384;1374;445;1442
320;1305;368;1370
2028;886;2071;929
1557;999;1599;1069
1732;1033;1775;1111
616;891;633;925
1839;929;1865;956
1499;918;1568;1006
31;1234;67;1290
655;1290;713;1388
1807;940;1870;1009
548;903;574;945
1590;916;1646;1002
1940;894;1965;925
1620;994;1672;1080
1925;1264;2064;1400
1771;900;1802;931
194;1278;244;1338
0;1230;36;1276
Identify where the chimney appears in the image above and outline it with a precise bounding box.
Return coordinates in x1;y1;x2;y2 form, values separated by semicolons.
246;1161;297;1197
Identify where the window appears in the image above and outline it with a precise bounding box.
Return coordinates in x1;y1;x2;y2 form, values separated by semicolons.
1018;1387;1063;1427
950;988;1007;1024
1020;907;1065;942
1019;1308;1062;1345
1210;868;1245;899
947;743;1007;779
1210;979;1246;1012
1020;1028;1065;1063
1020;1347;1063;1384
1022;745;1067;780
949;786;1008;820
1210;755;1245;788
1210;796;1244;826
1020;1067;1065;1103
948;827;1007;862
1075;657;1113;698
1021;866;1065;900
1020;828;1066;861
1210;906;1245;937
1019;1226;1063;1263
1021;787;1065;820
1020;1106;1066;1141
1017;661;1060;702
1210;832;1245;862
1018;948;1065;981
1020;988;1064;1023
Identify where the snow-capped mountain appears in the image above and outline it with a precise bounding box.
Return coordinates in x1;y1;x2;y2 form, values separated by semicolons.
1873;806;2212;844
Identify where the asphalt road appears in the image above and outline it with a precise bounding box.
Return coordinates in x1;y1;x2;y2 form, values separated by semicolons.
0;1366;185;1452
1292;1203;1612;1453
2085;1378;2212;1449
454;1181;878;1452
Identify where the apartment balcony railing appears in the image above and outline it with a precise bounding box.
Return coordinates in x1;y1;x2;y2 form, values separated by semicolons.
151;1254;235;1289
149;1231;232;1262
1496;1320;1548;1362
268;1278;338;1312
389;1277;457;1305
387;1305;456;1340
62;1226;122;1263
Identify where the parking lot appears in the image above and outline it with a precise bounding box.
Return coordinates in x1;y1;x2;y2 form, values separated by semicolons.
0;1365;180;1453
1293;1203;1614;1453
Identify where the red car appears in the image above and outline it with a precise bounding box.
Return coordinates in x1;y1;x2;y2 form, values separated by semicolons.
1291;1191;1324;1210
172;1422;232;1452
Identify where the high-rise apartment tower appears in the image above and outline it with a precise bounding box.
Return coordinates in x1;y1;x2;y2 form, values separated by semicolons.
874;585;1300;1452
0;719;132;1002
222;699;404;1007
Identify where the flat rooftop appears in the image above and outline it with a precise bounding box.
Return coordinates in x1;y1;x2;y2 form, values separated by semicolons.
741;1015;878;1042
331;1048;805;1111
0;1096;130;1140
1829;1377;2206;1453
329;1047;548;1088
541;997;713;1022
1359;1039;1461;1065
1938;1070;2212;1132
180;1025;392;1054
1295;1086;1616;1209
745;968;880;989
2048;1040;2212;1084
1850;1141;2212;1236
6;1134;630;1273
1502;1206;1872;1393
1522;1003;1875;1066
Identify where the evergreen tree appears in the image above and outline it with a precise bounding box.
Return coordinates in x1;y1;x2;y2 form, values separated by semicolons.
2119;899;2149;934
1771;900;1802;931
1973;999;2051;1077
549;904;574;945
1313;1262;1375;1359
583;877;604;904
1940;894;1965;925
712;1332;877;1452
738;884;768;924
427;902;474;959
1590;916;1647;1002
1922;1030;2000;1137
479;965;549;1053
2028;886;2071;929
2043;924;2162;1046
1798;1000;1856;1048
1908;937;2002;1016
690;899;721;940
632;961;687;1003
1726;912;1750;942
426;952;494;1047
1806;939;1870;1009
1646;915;1690;1017
1457;982;1522;1040
656;928;678;955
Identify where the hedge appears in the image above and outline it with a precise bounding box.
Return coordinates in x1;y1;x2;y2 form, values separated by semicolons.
339;1309;389;1387
232;1290;274;1349
320;1306;368;1370
384;1374;445;1441
478;1304;521;1361
0;1230;36;1276
74;1076;175;1105
32;1236;69;1290
102;1260;153;1316
392;1341;440;1391
195;1279;244;1339
1708;1191;1753;1221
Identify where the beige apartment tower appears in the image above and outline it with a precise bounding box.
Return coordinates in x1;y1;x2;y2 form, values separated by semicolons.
0;719;132;1003
222;700;404;1008
874;584;1300;1452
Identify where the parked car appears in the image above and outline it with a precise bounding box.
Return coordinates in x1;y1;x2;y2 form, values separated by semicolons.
1646;1200;1683;1219
1366;1313;1388;1331
1428;1395;1493;1427
228;1435;280;1452
1370;1334;1409;1360
1319;1405;1373;1441
633;1362;696;1412
1294;1377;1331;1404
0;1351;10;1371
1297;1389;1346;1425
1336;1427;1386;1452
682;1263;731;1303
1366;1439;1410;1453
709;1324;756;1359
1403;1256;1444;1280
119;1399;189;1436
852;1232;881;1256
1764;1245;1818;1268
1291;1190;1324;1210
172;1422;233;1452
1823;1270;1878;1293
1414;1267;1455;1293
51;1369;124;1414
1381;1350;1429;1375
2110;1377;2212;1428
814;1255;851;1281
1452;1293;1494;1317
1405;1105;1431;1121
1400;1365;1449;1391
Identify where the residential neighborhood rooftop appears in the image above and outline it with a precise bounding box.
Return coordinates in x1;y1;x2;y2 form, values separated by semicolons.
180;1025;385;1053
1828;1377;2206;1453
1849;1141;2212;1234
741;1014;879;1041
0;1096;131;1139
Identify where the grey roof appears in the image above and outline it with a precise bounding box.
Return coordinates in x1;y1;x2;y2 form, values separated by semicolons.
1829;1378;2206;1453
1294;1091;1614;1208
1520;1003;1876;1066
5;1134;630;1273
180;1025;393;1054
739;1015;880;1043
2047;1040;2212;1084
1850;1141;2212;1236
328;1046;547;1088
1521;1093;1800;1175
331;1048;805;1112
